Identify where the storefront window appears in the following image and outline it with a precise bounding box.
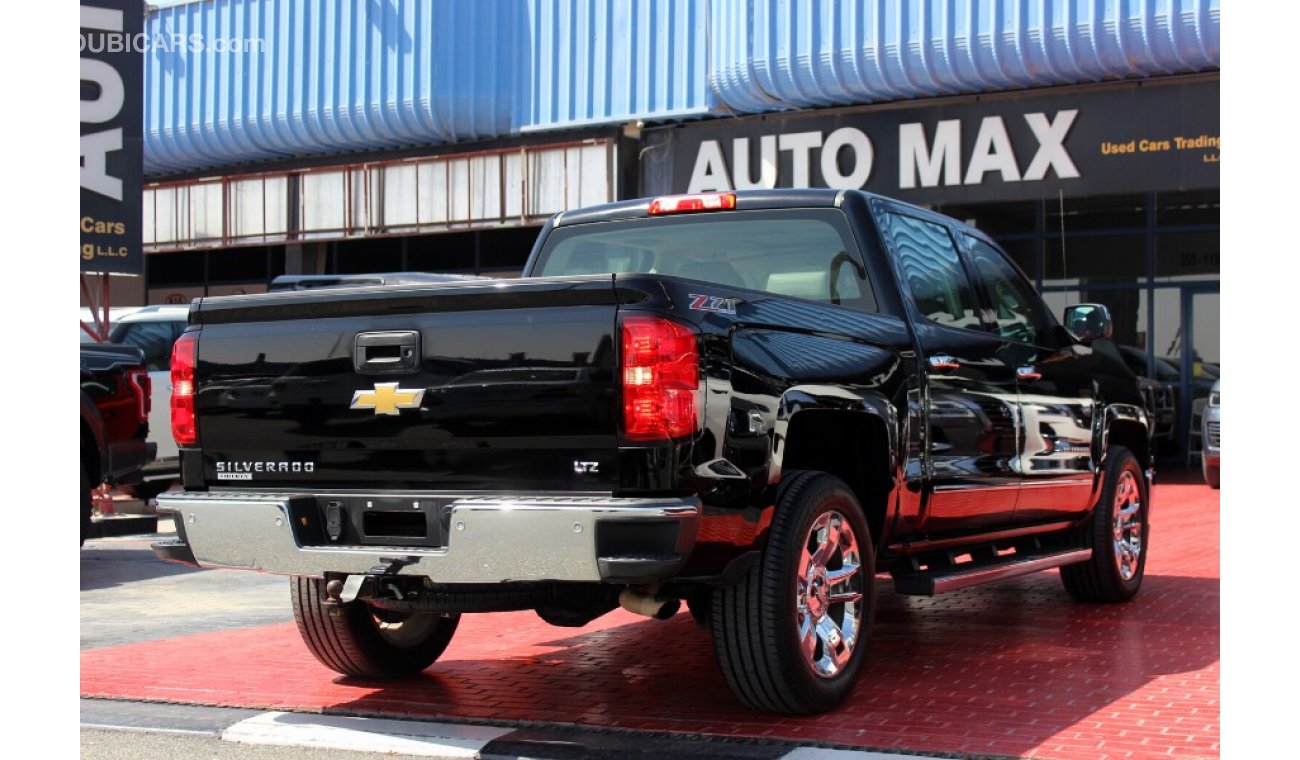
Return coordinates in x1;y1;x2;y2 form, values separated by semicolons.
146;250;205;286
1156;190;1219;227
1046;194;1147;232
1155;231;1220;281
935;201;1039;237
1043;234;1146;286
207;248;270;282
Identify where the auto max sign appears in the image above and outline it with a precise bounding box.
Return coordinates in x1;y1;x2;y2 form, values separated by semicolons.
80;1;143;275
640;79;1219;205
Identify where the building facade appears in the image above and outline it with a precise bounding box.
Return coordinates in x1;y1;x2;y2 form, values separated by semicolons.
127;0;1220;452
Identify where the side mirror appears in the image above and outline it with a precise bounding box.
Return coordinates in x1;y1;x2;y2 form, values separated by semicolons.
1063;303;1113;345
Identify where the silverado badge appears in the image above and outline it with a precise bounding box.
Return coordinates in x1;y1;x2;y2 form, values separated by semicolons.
350;383;426;415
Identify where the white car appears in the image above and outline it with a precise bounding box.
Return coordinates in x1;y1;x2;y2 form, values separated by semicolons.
80;306;144;342
107;305;190;495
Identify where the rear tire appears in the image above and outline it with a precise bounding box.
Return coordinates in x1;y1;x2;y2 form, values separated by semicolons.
291;576;460;677
710;471;875;714
1060;446;1149;603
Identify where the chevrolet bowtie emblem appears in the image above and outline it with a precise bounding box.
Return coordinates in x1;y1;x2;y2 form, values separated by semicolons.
350;383;426;415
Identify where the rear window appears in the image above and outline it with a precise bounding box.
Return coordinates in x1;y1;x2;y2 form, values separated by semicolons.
534;209;876;310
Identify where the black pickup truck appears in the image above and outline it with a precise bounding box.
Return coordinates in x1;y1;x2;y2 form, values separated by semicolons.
81;343;154;544
154;190;1151;714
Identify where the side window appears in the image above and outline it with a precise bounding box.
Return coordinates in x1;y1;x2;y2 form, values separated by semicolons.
881;212;980;330
965;236;1052;347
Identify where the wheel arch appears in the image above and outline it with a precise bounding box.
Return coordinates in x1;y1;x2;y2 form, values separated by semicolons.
774;393;898;550
1102;403;1152;472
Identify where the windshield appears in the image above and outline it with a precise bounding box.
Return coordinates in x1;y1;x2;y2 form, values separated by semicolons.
534;209;876;310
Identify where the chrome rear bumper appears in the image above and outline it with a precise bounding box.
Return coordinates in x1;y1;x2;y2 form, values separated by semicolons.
153;491;700;583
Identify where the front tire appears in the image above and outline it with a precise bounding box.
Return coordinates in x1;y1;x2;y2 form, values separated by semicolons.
291;576;460;678
1060;446;1149;603
711;471;875;714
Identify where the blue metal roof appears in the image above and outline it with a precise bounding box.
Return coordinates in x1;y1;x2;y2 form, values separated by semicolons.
708;0;1221;113
523;0;714;131
143;0;1220;176
144;0;528;174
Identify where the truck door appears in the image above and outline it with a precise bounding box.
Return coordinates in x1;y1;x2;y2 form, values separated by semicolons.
962;234;1097;521
878;209;1022;534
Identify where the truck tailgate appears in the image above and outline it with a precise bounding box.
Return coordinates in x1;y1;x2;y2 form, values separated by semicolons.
190;276;622;491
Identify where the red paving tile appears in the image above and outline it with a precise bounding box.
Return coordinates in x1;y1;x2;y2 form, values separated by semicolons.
81;477;1220;759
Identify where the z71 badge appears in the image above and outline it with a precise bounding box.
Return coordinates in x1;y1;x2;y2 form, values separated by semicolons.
689;293;737;314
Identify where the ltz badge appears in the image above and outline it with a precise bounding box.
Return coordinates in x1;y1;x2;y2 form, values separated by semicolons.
350;383;426;415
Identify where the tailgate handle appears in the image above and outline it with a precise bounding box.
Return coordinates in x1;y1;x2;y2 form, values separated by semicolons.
355;331;421;374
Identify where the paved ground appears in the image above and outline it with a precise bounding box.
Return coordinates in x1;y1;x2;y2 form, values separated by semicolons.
80;537;289;650
80;700;919;759
80;473;1219;759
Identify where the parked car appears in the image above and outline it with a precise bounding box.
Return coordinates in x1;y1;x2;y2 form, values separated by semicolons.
1118;345;1227;447
1135;376;1176;446
1115;346;1176;443
107;306;190;495
80;306;144;342
1202;380;1220;488
81;344;155;543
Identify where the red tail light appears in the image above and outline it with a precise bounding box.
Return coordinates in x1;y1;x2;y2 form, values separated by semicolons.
647;192;737;215
126;367;151;423
171;331;198;446
621;316;700;440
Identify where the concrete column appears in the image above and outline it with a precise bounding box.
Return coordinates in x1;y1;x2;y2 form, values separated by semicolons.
284;243;327;274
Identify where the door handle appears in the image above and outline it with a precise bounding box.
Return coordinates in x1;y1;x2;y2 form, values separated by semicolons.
1016;366;1042;382
928;355;960;372
355;331;421;374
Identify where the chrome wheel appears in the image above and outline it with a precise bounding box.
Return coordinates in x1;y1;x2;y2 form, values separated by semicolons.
1112;470;1143;581
712;472;875;713
796;510;864;678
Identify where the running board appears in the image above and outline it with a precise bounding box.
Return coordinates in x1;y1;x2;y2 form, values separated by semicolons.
890;547;1092;596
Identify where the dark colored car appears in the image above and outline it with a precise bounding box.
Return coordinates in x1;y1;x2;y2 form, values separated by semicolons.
1136;376;1176;444
80;344;155;544
1118;345;1219;450
155;190;1151;714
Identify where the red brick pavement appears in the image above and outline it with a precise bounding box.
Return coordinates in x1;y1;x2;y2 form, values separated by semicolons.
81;476;1220;759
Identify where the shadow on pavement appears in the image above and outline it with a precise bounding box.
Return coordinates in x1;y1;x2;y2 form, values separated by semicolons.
80;546;202;591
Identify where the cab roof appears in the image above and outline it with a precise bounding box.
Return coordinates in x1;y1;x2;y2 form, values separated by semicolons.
551;189;941;230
